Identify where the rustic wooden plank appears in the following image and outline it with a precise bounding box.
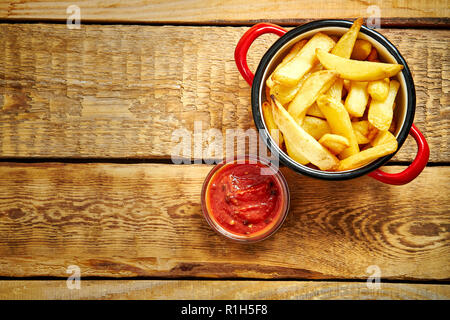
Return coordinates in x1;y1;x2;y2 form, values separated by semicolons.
0;24;448;162
0;0;448;26
0;163;448;280
0;280;448;300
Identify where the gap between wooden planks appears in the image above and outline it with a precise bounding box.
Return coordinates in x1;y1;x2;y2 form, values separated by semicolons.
0;163;448;280
0;24;448;161
0;280;448;300
0;0;448;26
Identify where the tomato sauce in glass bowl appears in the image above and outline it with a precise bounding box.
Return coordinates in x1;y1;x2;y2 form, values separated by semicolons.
201;156;290;242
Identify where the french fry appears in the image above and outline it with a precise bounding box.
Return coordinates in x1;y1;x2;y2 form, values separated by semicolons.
344;81;369;117
285;138;309;165
319;133;350;154
352;120;370;144
272;33;335;86
270;98;308;165
278;40;308;68
326;19;363;100
338;131;397;170
270;59;327;107
331;18;363;58
266;39;308;89
316;94;360;158
262;101;284;146
354;130;370;144
327;78;344;101
270;81;302;105
367;78;390;101
271;96;339;170
368;80;400;131
338;140;397;170
287;70;338;121
352;120;370;135
306;103;326;118
351;39;372;60
371;130;397;146
316;49;404;81
366;47;379;62
270;68;314;105
301;116;331;140
270;56;322;106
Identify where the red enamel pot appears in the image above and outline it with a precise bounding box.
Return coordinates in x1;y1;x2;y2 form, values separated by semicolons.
234;20;429;185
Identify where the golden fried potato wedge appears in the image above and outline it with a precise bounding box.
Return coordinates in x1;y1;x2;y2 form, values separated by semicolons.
270;68;314;106
270;98;308;165
262;101;284;146
319;133;350;154
301;115;331;140
325;19;363;100
316;95;360;158
278;39;308;68
270;61;327;106
331;18;363;58
306;103;326;118
368;80;400;131
367;78;390;101
351;39;372;60
272;33;335;86
288;70;338;121
351;120;370;144
316;49;404;81
266;39;308;89
271;96;339;170
338;131;397;170
354;130;370;144
284;137;309;165
371;130;397;147
270;81;301;105
338;139;397;171
344;81;369;117
327;78;344;101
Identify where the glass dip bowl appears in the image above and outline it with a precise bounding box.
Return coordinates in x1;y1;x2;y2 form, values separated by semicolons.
201;156;290;242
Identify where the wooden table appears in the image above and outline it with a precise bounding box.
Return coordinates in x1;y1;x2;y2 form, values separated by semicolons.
0;0;449;300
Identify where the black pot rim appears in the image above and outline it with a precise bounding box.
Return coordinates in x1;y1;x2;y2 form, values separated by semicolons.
251;19;416;181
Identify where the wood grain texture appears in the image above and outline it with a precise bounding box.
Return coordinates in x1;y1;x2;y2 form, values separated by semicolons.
0;163;448;280
0;0;448;26
0;24;448;161
0;280;448;300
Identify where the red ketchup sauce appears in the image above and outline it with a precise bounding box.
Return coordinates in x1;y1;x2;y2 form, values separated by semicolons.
205;160;286;237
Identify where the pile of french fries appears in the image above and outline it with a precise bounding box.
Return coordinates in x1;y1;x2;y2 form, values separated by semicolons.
262;18;403;171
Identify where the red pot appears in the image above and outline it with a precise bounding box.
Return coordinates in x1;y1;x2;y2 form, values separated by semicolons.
235;20;429;185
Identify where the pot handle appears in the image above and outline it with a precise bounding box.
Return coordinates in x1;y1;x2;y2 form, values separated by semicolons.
235;23;287;86
368;124;429;185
